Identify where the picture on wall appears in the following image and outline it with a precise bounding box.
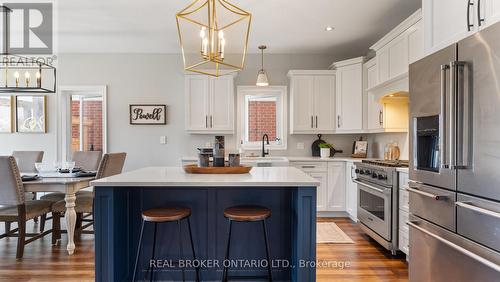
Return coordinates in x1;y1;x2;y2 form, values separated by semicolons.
129;104;167;125
16;96;47;133
0;96;13;133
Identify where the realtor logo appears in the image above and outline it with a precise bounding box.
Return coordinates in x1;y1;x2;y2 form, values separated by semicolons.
3;2;53;54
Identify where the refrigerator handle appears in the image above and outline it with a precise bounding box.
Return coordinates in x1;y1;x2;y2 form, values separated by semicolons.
440;64;450;169
456;61;471;170
449;61;457;169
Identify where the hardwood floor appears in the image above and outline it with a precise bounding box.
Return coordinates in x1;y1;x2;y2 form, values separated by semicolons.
0;218;407;281
317;218;408;282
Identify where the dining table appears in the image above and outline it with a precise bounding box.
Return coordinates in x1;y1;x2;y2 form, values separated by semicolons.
22;173;95;255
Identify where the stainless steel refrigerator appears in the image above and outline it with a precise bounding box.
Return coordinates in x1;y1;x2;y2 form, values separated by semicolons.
408;21;500;281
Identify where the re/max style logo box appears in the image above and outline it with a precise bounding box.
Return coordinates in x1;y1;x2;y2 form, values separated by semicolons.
2;2;53;55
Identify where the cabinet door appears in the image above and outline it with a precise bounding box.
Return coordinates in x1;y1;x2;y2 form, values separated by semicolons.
377;47;390;83
209;76;234;132
309;172;328;212
484;0;500;28
408;20;424;64
290;76;315;133
367;92;383;130
314;75;336;132
423;0;475;54
335;65;363;132
388;35;409;79
366;61;378;89
327;162;346;211
185;75;210;131
345;162;358;221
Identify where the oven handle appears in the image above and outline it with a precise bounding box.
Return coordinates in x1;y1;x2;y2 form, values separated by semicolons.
406;186;448;201
408;220;500;273
353;179;386;194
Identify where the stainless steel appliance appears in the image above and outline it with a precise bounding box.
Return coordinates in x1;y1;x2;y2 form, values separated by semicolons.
355;159;408;255
409;21;500;282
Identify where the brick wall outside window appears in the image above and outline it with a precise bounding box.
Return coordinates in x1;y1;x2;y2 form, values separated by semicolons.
248;101;277;142
71;99;103;152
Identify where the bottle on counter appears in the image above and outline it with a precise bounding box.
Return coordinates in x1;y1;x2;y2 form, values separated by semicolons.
391;142;400;161
213;136;225;167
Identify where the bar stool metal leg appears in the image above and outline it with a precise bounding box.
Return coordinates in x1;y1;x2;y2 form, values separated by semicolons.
178;220;186;282
132;220;146;282
222;220;233;282
149;222;158;282
262;220;273;282
187;217;200;282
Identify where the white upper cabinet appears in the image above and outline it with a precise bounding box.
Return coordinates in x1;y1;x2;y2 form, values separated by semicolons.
185;74;235;134
365;58;378;89
332;57;364;133
423;0;500;55
370;10;423;87
288;70;336;134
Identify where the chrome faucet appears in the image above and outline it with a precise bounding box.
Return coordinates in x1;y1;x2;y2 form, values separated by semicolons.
261;134;270;157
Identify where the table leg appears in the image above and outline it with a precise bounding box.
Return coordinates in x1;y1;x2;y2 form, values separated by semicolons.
65;192;77;255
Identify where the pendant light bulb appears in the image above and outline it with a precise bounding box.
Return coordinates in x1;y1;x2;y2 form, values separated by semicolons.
256;45;269;86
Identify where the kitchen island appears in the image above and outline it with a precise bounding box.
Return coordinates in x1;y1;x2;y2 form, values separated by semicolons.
91;167;319;282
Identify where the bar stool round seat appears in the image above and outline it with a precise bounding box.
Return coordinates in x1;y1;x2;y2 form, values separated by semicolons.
133;206;200;282
224;205;271;222
142;207;191;222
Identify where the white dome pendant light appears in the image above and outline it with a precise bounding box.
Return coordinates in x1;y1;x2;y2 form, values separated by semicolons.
256;45;269;86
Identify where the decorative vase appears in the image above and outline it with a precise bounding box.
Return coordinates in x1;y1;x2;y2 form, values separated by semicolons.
320;148;330;159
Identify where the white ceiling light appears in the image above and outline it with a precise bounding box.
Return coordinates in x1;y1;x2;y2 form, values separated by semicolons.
256;45;269;87
325;26;334;31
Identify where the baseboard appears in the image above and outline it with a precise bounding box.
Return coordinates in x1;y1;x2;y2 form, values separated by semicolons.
317;211;349;218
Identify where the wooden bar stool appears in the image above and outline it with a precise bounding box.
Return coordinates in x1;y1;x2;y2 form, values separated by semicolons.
132;207;200;282
222;205;273;282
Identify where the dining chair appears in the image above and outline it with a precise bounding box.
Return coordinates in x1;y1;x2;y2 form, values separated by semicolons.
12;151;44;223
0;156;54;259
51;153;127;243
72;151;102;171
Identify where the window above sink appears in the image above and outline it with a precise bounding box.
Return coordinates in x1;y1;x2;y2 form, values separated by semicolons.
236;86;288;151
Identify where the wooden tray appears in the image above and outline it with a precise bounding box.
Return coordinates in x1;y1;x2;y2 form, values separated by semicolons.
183;164;252;174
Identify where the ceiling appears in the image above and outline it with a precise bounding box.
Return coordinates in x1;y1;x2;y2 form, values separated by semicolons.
57;0;421;57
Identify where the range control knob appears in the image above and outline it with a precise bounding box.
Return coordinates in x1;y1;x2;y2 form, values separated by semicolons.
372;173;378;178
364;170;371;175
355;169;360;174
378;174;387;180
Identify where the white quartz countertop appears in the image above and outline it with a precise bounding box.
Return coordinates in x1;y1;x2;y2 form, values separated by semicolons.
91;167;320;188
181;156;368;163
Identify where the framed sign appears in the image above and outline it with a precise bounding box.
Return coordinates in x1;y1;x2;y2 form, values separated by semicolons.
352;140;368;158
16;95;47;133
129;104;167;125
0;96;13;133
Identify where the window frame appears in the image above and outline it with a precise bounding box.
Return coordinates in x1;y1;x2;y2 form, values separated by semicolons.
236;86;287;151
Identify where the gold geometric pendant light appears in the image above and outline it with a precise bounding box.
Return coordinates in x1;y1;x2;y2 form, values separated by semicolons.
176;0;252;77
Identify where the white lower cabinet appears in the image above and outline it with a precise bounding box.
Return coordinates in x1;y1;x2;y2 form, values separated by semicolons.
290;161;346;213
327;162;346;211
398;171;410;258
345;162;358;221
309;172;328;212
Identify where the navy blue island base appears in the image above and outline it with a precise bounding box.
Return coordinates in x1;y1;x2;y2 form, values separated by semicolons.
94;185;317;282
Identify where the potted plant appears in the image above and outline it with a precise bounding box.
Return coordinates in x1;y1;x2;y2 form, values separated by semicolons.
318;143;333;159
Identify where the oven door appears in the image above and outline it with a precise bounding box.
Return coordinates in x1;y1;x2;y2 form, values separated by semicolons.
355;179;392;240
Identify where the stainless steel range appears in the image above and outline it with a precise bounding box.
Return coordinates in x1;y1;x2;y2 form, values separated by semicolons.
354;159;408;255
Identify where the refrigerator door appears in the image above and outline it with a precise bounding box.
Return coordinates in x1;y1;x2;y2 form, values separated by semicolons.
409;215;500;282
409;45;457;190
456;22;500;202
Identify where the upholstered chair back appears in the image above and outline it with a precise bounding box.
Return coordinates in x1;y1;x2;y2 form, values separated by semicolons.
12;151;44;173
72;151;102;171
96;153;126;179
0;156;25;206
